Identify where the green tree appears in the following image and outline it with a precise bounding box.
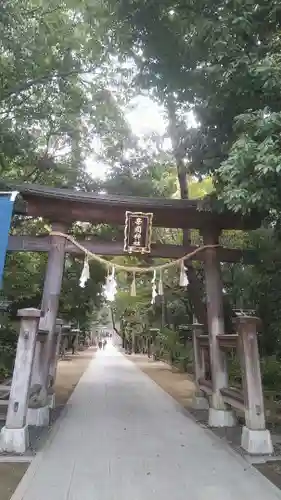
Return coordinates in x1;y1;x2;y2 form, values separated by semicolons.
217;109;281;225
105;0;281;213
0;0;133;187
0;0;135;356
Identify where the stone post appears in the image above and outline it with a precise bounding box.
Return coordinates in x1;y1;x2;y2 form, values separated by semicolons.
0;308;41;453
202;228;236;427
191;323;209;410
236;316;273;455
48;319;63;409
70;329;79;354
28;222;66;426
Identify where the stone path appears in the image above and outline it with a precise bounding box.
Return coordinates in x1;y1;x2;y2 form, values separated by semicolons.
12;344;281;500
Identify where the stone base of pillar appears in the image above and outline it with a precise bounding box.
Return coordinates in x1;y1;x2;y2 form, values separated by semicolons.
192;394;209;410
0;426;29;454
208;407;237;427
27;406;50;426
48;393;56;409
241;426;273;455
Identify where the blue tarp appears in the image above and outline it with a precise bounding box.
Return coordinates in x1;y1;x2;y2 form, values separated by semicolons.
0;194;17;289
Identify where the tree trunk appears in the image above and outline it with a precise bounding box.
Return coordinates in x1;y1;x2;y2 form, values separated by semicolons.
177;161;207;328
167;100;207;328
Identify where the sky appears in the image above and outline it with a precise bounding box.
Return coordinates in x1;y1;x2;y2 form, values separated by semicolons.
85;96;167;179
85;95;197;179
125;95;167;136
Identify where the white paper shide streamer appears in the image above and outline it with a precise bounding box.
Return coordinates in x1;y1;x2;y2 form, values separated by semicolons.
102;266;117;302
151;269;157;304
79;256;90;288
179;260;189;287
158;270;164;296
78;240;192;298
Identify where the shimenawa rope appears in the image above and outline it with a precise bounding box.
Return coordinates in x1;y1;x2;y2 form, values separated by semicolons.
50;231;219;274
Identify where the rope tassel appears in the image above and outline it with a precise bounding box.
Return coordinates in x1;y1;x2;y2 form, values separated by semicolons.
50;232;219;274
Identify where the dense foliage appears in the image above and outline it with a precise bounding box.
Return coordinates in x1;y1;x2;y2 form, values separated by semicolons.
0;0;121;357
2;0;281;384
100;0;281;359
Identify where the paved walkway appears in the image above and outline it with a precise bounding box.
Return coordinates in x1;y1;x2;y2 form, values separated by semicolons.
12;344;281;500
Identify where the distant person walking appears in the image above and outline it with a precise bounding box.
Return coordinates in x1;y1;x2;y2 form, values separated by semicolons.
103;339;107;350
98;340;103;350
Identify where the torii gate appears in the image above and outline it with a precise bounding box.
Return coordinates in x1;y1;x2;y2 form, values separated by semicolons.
0;184;272;456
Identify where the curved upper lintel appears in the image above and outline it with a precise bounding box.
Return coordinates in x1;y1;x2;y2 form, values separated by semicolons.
8;183;261;231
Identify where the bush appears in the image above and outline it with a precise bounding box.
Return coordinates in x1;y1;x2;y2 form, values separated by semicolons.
0;320;18;381
261;356;281;391
229;353;281;392
228;354;242;387
156;328;191;371
0;361;10;381
173;344;190;372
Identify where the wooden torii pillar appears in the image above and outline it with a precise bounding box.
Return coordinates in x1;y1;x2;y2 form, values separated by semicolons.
27;222;67;426
48;318;64;408
202;227;236;427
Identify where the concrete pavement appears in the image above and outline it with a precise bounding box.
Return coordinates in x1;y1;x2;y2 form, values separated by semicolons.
12;343;281;500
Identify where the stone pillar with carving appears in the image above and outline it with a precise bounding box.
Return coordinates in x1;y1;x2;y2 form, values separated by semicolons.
0;308;41;453
236;316;273;455
191;323;209;410
27;329;49;426
202;228;236;427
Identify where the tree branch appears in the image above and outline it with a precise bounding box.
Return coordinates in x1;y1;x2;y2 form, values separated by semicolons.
23;5;63;18
1;69;84;103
